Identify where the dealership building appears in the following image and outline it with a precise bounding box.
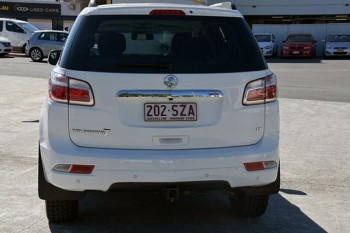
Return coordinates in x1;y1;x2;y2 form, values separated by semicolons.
0;0;84;30
1;0;349;29
227;0;350;56
1;0;350;55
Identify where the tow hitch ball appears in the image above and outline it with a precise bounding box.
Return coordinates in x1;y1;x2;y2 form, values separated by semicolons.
166;187;179;203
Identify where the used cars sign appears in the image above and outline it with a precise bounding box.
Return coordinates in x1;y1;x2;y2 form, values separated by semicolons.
0;1;61;16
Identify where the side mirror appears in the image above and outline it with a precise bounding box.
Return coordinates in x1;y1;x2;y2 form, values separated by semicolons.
48;50;62;65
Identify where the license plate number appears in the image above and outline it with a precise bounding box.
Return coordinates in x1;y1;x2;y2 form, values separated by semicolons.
292;51;300;54
144;103;197;122
336;49;344;52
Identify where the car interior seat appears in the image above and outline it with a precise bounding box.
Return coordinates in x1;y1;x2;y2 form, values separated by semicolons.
98;32;126;58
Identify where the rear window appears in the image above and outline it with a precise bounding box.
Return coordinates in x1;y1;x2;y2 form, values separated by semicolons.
60;15;266;73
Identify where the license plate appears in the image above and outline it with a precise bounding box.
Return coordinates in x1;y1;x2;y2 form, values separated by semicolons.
144;103;197;122
292;51;300;54
336;49;344;53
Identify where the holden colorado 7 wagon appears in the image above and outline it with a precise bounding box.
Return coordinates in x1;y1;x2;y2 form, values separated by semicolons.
39;1;280;222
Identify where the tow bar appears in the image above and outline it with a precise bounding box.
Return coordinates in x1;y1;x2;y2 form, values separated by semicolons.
165;187;179;203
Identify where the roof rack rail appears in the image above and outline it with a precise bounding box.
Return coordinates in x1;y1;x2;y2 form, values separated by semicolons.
88;0;107;7
209;2;236;10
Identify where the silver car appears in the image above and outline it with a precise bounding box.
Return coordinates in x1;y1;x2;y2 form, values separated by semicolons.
323;34;350;57
25;30;68;62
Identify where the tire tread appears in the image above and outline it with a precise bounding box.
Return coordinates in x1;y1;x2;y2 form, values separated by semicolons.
46;200;78;223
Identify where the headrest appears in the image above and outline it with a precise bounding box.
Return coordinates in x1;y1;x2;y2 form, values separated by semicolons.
98;32;126;57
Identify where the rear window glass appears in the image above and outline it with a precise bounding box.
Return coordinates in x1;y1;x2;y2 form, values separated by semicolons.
60;15;266;73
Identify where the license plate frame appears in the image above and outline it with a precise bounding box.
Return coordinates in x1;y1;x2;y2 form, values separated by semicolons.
144;103;197;122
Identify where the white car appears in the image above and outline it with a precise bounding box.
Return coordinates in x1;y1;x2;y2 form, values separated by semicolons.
39;1;280;222
0;36;12;56
323;34;350;57
0;18;39;52
254;33;278;57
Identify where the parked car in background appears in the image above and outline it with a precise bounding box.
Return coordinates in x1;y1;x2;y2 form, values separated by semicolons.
281;33;317;58
0;36;12;56
323;34;350;57
254;33;278;57
25;30;68;62
0;18;38;52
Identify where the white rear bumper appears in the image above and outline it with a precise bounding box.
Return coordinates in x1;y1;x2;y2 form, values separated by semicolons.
40;134;279;192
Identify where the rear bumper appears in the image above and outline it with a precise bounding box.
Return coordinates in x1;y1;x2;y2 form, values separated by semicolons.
39;95;279;194
40;133;279;192
324;49;350;56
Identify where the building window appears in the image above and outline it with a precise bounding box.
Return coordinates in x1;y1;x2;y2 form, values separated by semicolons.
52;19;63;31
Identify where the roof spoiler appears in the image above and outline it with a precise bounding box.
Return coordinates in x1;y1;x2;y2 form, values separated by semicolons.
209;2;236;10
88;1;237;9
88;0;107;7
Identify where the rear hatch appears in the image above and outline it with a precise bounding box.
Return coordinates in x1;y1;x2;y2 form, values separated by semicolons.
61;5;268;149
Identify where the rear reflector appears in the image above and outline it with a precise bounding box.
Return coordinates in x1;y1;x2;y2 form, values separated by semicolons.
244;161;277;171
53;164;95;174
150;9;186;15
69;165;95;174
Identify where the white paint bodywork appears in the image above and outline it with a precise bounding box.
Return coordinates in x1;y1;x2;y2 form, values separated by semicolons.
39;3;279;191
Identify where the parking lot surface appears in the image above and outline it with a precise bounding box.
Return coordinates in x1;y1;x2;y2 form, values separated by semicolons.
0;57;350;232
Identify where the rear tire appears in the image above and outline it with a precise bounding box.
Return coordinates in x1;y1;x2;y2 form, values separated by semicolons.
229;190;269;218
46;200;78;223
22;44;26;53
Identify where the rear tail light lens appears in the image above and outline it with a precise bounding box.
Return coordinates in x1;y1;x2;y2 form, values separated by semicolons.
243;74;277;105
150;9;186;15
49;73;94;106
49;73;68;103
69;79;94;105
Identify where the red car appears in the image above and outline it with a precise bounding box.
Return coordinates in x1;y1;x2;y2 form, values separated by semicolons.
281;33;317;58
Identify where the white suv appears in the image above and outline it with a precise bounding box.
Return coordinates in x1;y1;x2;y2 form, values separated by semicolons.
39;2;280;222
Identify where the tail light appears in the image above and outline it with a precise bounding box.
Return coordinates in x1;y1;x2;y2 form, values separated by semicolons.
27;40;30;45
49;73;94;106
150;9;186;15
243;74;277;105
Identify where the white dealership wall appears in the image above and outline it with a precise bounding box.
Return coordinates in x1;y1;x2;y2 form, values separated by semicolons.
252;23;350;56
208;0;350;15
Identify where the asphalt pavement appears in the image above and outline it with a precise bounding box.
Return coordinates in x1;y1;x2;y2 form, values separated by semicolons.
0;56;350;232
